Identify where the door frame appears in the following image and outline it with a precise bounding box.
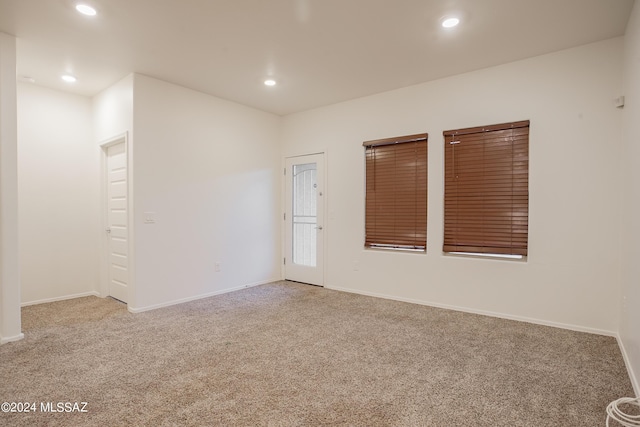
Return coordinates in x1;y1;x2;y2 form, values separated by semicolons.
282;150;327;286
100;132;134;306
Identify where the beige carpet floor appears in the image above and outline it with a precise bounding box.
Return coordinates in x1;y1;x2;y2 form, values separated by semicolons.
0;281;634;426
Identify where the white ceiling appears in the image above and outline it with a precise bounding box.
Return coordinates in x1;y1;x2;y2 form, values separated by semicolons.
0;0;635;115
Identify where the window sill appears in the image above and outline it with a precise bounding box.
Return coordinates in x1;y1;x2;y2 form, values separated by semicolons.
365;246;426;254
444;251;527;262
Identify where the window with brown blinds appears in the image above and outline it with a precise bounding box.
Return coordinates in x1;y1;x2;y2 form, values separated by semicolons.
364;134;428;250
443;121;529;257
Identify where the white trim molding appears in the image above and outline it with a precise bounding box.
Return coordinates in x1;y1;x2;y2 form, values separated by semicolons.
128;278;278;314
326;284;617;337
21;291;101;307
617;334;640;397
0;333;24;345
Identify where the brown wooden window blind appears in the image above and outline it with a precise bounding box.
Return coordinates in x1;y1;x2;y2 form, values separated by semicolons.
443;121;529;256
364;134;428;250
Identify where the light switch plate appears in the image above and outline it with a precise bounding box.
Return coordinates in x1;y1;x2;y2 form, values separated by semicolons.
144;212;156;224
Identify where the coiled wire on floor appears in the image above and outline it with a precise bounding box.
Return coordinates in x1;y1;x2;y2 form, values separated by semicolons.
607;397;640;427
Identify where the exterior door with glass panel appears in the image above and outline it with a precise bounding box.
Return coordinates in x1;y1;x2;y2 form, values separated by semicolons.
285;154;324;286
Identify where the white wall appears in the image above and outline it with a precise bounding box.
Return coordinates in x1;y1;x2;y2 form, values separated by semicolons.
18;83;99;305
282;37;624;334
0;32;22;344
620;0;640;395
131;74;282;311
93;74;134;143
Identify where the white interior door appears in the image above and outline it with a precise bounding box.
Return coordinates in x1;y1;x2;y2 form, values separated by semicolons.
106;141;128;303
285;153;324;286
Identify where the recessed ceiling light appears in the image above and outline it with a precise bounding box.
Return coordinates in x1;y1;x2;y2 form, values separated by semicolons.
264;79;277;87
61;74;77;83
442;17;460;28
75;4;97;16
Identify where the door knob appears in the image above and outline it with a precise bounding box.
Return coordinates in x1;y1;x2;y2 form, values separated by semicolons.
106;228;111;233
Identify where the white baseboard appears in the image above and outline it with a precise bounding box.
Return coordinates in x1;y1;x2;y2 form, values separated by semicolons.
325;285;617;337
617;334;640;397
128;278;278;314
0;333;24;344
21;291;100;307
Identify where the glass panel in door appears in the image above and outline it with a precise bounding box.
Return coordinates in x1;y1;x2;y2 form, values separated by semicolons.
292;163;317;267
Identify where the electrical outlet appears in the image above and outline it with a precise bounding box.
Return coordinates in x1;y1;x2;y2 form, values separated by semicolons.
215;262;221;272
353;261;359;271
